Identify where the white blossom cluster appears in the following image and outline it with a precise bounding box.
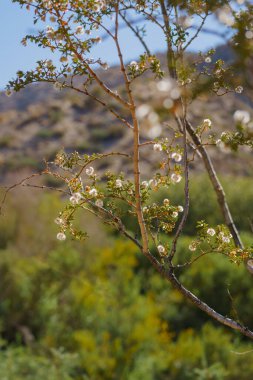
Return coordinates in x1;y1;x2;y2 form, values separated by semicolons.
157;245;166;255
219;231;232;244
203;119;212;128
57;232;66;241
207;228;216;236
70;192;82;205
86;166;95;176
171;152;182;162
171;173;182;184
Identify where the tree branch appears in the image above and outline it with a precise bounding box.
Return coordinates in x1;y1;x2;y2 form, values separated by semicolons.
185;119;244;249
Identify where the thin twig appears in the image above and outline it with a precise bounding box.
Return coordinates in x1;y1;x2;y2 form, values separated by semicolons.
120;12;151;55
183;14;208;51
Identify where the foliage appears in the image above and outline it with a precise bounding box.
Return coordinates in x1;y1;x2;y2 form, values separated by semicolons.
0;346;79;380
0;193;253;378
151;175;253;235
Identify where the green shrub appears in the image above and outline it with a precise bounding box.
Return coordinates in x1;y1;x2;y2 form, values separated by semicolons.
0;189;252;379
151;175;253;234
0;346;79;380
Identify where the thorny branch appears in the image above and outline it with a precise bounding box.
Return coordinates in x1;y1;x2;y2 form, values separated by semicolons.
114;1;150;256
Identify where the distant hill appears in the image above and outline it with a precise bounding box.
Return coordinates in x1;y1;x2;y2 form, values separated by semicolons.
0;45;252;183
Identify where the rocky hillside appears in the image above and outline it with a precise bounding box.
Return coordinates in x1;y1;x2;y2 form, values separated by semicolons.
0;47;252;183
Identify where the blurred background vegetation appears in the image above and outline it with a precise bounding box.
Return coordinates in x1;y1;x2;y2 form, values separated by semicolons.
0;174;253;380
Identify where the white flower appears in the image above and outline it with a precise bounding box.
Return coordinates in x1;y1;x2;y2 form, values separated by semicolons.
245;30;253;39
153;143;162;152
55;33;64;43
203;119;212;128
163;198;170;206
235;86;243;94
89;188;98;197
46;25;55;39
101;62;109;70
129;61;139;70
143;206;148;212
207;228;215;236
157;245;165;254
54;81;63;90
141;181;149;188
75;26;84;35
149;179;158;188
54;217;63;225
222;236;230;243
233;110;250;124
216;139;223;148
171;152;182;162
171;173;182;183
189;243;196;252
95;199;103;208
85;166;95;176
71;52;78;60
205;56;212;63
57;232;66;241
115;179;123;188
45;59;53;68
70;192;82;205
172;211;178;218
178;205;184;212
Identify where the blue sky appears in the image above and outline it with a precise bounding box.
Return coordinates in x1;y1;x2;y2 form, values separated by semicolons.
0;0;225;89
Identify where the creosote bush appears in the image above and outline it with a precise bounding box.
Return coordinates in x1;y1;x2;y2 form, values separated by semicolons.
3;0;253;341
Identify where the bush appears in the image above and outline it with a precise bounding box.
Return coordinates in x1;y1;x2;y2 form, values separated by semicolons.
0;191;253;379
0;346;79;380
151;175;253;235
